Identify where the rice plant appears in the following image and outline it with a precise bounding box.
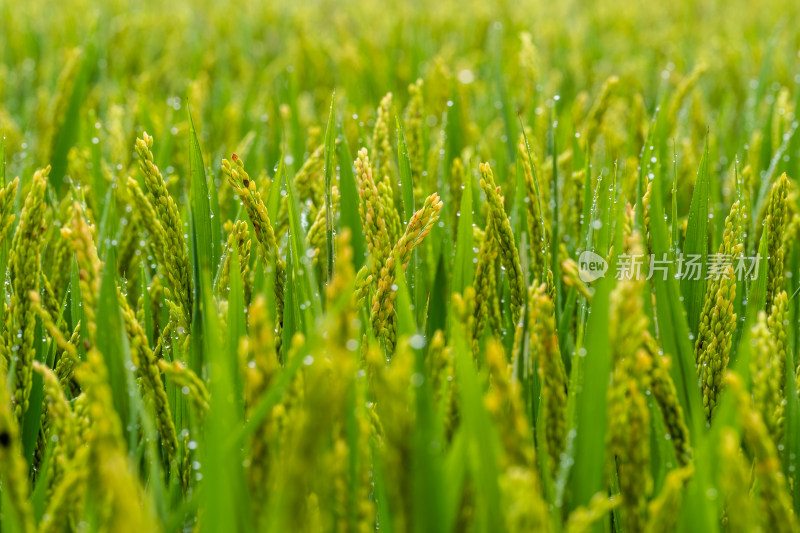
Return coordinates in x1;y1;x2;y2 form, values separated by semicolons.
1;0;800;531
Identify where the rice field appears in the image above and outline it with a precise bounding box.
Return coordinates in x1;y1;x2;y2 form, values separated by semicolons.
1;0;800;531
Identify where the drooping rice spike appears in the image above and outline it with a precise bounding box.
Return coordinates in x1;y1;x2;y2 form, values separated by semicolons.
40;272;63;332
529;283;567;474
118;290;179;464
61;202;101;339
561;258;593;301
0;365;35;533
0;175;19;244
517;136;550;284
480;162;526;324
428;329;452;407
116;214;141;278
766;291;788;444
77;347;155;531
46;201;74;297
474;219;503;341
499;466;551;532
29;288;77;367
126;176;168;272
354;147;393;285
719;428;758;533
564;493;620;533
223;153;286;356
726;373;797;533
453;288;477;360
135;132;193;339
667;65;707;130
158;359;210;417
695;200;742;421
393;192;442;269
643;466;694;533
643;334;692;465
583;75;619;144
485;339;536;469
53;322;81;394
763;173;788;311
751;301;787;448
33;361;78;487
325;229;362;319
370;193;441;351
370;94;402;246
38;450;88;533
218;219;252;300
607;350;652;533
609;233;648;360
354;265;372;309
8;166;49;420
609;230;692;466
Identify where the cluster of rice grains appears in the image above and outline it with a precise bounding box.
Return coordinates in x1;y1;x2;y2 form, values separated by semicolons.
2;0;800;531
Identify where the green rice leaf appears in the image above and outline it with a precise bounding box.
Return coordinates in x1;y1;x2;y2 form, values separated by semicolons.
681;136;710;337
337;123;367;268
139;261;153;345
49;41;94;194
285;165;321;329
519;119;549;282
189;110;214;274
784;316;800;512
70;257;86;360
649;155;704;434
323;92;336;283
450;316;503;531
393;263;445;533
452;162;474;295
31;438;55;521
282;243;297;349
266;156;283;228
200;266;248;532
20;321;45;466
743;225;769;332
227;246;246;416
95;247;134;445
571;255;612;509
396;116;415;225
